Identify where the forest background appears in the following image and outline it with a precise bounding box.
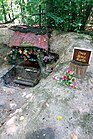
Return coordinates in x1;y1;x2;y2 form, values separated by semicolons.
0;0;93;32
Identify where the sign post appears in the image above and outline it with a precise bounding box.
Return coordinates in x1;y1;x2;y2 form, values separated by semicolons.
70;47;91;78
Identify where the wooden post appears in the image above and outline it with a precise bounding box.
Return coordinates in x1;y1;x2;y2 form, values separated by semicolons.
39;5;41;27
32;5;45;27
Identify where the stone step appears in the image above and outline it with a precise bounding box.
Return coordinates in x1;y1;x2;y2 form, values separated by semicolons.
14;78;39;87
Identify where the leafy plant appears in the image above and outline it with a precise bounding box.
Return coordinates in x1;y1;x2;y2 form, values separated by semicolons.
46;0;93;32
53;69;76;88
0;0;92;32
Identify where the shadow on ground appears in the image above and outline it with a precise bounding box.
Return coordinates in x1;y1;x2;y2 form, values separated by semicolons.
26;127;55;139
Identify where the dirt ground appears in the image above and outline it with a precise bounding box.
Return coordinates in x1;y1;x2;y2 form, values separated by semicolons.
0;30;93;139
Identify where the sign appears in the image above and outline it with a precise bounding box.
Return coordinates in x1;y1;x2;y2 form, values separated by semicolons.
73;47;91;64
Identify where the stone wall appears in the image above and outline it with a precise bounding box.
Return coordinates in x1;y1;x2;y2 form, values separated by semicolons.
0;27;14;65
0;27;14;45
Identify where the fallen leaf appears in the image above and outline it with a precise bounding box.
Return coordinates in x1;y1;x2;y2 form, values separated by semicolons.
20;116;25;121
79;87;83;90
57;115;63;120
70;133;78;139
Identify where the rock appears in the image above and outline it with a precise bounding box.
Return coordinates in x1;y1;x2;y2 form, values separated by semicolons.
0;27;14;45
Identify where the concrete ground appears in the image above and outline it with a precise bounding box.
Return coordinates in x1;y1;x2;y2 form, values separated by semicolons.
0;32;93;139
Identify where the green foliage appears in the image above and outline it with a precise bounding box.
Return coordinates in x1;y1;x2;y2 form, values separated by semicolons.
46;0;93;32
0;0;46;25
0;0;92;32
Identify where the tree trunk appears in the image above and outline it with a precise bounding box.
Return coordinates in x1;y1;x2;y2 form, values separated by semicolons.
11;1;14;19
20;0;26;23
39;5;41;27
45;0;54;28
81;5;93;30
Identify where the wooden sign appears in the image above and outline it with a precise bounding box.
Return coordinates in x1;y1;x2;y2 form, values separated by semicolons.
73;47;91;64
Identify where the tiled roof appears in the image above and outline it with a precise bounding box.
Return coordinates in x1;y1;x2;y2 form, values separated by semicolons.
9;31;49;51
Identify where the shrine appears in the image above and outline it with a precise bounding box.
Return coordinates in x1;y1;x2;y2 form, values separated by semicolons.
2;25;59;87
70;47;91;78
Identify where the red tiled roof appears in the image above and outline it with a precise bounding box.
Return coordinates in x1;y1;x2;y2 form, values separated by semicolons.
9;31;49;51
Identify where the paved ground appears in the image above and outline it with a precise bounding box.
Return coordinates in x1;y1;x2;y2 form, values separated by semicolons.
0;32;93;139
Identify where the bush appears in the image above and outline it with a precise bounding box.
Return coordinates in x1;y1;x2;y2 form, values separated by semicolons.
46;0;93;32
